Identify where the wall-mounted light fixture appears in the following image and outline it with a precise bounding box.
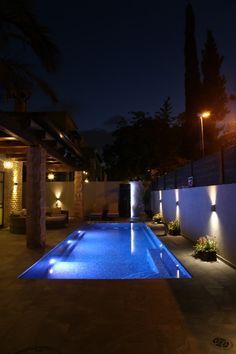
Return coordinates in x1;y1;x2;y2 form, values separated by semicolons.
211;204;216;212
176;201;179;206
84;178;89;183
83;170;88;175
56;198;61;208
14;182;18;186
3;160;13;169
159;199;162;203
47;173;55;181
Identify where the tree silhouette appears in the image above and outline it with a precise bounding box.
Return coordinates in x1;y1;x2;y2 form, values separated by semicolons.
201;30;229;153
183;2;202;159
0;0;60;110
156;96;179;127
103;108;183;181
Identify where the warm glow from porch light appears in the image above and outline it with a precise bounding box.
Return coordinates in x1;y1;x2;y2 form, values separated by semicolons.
3;160;13;169
84;178;89;183
48;173;55;180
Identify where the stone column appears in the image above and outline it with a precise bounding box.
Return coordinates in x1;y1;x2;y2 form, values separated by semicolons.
26;146;46;249
4;161;23;227
74;171;84;219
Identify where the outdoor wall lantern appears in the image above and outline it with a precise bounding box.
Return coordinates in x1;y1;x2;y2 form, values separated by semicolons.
3;160;13;169
211;204;216;212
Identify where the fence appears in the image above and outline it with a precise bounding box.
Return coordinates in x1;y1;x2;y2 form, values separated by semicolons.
151;145;236;190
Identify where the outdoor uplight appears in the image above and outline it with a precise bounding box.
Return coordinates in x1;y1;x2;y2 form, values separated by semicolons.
3;160;13;169
176;201;179;206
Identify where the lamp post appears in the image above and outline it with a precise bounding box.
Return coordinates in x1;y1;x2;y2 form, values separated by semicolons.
198;111;210;157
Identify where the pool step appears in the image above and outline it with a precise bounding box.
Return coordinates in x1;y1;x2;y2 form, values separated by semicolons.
147;249;172;277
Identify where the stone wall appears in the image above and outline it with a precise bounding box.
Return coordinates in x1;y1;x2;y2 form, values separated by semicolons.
0;161;23;227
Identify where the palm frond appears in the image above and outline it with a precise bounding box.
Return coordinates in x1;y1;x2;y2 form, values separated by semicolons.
25;68;58;102
0;57;58;102
0;0;60;72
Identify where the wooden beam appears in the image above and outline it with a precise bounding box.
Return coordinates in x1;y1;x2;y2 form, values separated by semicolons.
0;113;83;169
0;147;27;154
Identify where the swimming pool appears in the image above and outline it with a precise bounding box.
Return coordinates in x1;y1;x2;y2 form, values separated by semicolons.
19;223;191;279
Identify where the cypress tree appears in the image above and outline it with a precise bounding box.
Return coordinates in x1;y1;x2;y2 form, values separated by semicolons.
183;2;202;159
201;30;229;153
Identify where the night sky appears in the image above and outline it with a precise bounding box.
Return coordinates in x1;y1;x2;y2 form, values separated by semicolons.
28;0;236;134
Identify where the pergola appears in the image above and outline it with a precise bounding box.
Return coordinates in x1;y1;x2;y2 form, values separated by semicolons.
0;111;87;248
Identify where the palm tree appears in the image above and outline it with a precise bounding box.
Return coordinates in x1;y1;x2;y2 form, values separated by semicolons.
0;0;60;111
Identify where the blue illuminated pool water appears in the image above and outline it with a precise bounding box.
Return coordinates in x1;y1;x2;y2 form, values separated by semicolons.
19;223;191;279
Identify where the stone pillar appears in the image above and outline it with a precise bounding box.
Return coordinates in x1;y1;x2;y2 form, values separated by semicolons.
3;161;23;227
74;171;84;219
26;146;46;249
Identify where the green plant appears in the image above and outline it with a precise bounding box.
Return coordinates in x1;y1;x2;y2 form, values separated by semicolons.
167;219;180;235
194;236;217;254
152;212;163;223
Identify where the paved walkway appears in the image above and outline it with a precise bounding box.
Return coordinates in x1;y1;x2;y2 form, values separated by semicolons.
0;221;236;354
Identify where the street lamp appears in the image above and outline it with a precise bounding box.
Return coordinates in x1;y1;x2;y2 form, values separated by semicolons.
198;111;211;157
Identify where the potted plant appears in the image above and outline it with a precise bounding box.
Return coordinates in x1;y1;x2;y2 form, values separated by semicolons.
152;212;163;224
167;219;180;235
194;236;217;261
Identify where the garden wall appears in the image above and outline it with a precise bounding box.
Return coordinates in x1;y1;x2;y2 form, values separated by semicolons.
83;181;120;216
151;183;236;267
23;181;121;218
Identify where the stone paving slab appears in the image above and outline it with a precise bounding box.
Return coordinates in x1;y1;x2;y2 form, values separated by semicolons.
0;222;235;353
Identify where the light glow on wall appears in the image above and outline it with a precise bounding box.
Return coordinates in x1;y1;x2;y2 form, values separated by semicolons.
208;185;217;205
159;190;163;214
209;210;220;237
207;185;221;245
130;181;139;218
54;188;62;199
175;189;179;219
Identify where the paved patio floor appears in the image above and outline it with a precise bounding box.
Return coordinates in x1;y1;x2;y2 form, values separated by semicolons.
0;220;236;354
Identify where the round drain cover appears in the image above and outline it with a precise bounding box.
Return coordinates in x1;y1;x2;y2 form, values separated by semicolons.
212;337;232;350
15;346;59;354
